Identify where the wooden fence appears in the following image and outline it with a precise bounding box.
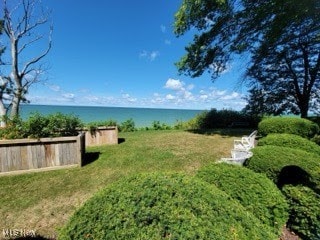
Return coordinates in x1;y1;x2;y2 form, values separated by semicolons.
0;133;85;174
83;126;118;146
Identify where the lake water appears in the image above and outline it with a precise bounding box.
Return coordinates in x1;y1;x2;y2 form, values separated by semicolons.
20;105;205;128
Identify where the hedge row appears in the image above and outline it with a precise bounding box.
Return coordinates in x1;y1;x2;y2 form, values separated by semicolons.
238;117;320;239
59;173;277;240
196;163;288;235
258;117;319;139
246;146;320;193
282;185;320;240
258;133;320;156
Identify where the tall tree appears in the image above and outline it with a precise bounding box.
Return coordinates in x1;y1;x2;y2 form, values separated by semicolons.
0;19;9;127
0;0;52;123
174;0;320;117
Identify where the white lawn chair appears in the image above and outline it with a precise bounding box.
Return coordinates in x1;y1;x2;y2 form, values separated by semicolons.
219;149;253;165
234;130;258;151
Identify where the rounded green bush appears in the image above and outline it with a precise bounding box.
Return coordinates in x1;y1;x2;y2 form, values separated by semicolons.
246;146;320;193
59;173;277;240
258;117;319;139
196;163;288;235
282;185;320;240
258;133;320;156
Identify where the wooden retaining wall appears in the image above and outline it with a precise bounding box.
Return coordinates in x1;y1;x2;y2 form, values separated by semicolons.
0;134;85;174
84;126;118;146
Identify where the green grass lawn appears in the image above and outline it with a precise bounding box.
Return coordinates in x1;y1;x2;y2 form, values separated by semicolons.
0;129;244;238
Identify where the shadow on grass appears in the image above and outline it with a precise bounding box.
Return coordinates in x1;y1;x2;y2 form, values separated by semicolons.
187;128;255;137
82;152;101;166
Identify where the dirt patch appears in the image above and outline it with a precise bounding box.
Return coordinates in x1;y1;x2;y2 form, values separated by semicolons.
280;227;300;240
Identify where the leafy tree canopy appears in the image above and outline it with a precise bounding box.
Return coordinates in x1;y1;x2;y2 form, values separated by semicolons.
174;0;320;117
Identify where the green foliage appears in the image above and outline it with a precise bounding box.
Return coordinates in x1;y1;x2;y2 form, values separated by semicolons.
258;117;319;139
0;112;83;139
174;0;320;116
282;185;320;240
86;120;118;133
0;117;24;139
183;109;258;130
24;112;83;138
196;163;288;235
151;120;172;130
246;146;320;193
119;118;136;132
183;111;208;130
59;173;277;240
258;133;320;156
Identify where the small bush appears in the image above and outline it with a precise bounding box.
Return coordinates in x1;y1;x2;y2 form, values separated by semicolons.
0;117;25;139
0;113;83;139
258;133;320;156
246;146;320;193
183;111;208;130
151;120;172;130
282;185;320;240
119;118;136;132
43;112;83;137
258;117;319;139
59;173;277;240
196;163;288;235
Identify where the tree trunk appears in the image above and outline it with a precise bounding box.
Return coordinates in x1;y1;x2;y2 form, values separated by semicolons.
10;89;22;119
299;98;309;118
0;102;7;127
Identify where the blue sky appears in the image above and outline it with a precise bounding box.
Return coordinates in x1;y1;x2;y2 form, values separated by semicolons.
7;0;249;110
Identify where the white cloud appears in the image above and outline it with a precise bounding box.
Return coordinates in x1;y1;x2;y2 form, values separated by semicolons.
47;84;61;92
221;91;240;100
122;93;137;103
164;39;171;45
164;78;184;90
166;94;176;100
139;50;160;61
150;51;160;61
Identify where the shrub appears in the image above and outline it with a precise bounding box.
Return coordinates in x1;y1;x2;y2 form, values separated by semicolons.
199;109;256;129
119;118;136;132
0;117;25;139
59;173;277;240
151;121;172;130
0;113;83;139
23;112;83;138
183;111;208;130
183;109;259;130
258;117;319;139
196;163;288;235
245;146;320;193
258;133;320;156
86;120;118;134
282;185;320;240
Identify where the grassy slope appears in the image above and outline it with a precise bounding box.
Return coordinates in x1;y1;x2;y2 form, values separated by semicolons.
0;130;237;237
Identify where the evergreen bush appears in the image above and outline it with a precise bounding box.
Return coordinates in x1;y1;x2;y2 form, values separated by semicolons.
196;163;288;235
59;173;277;240
0;112;83;139
119;118;136;132
258;117;319;139
282;185;320;240
258;133;320;156
245;146;320;193
199;109;255;129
